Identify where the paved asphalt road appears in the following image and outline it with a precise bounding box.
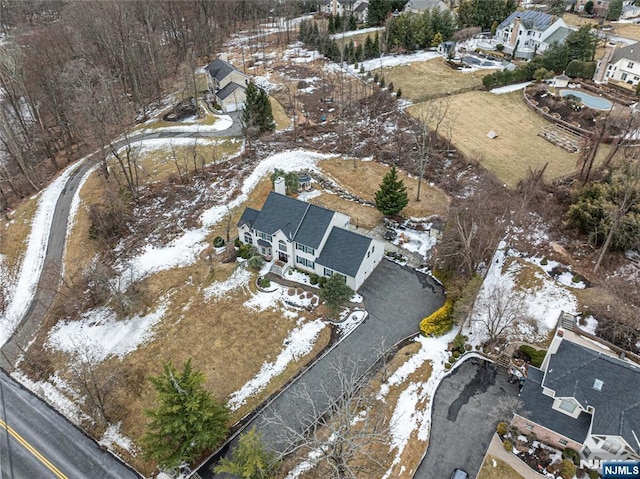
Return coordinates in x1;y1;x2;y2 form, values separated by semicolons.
415;358;520;479
194;260;445;479
0;371;139;479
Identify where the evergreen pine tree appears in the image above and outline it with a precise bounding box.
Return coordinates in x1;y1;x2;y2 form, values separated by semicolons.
242;82;260;132
142;359;229;469
364;35;374;59
213;428;278;479
257;87;275;132
319;274;354;317
396;87;402;98
374;165;408;216
372;32;381;57
328;15;335;34
242;82;275;136
349;14;357;30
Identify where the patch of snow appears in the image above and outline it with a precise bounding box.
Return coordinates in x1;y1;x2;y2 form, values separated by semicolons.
0;159;85;346
204;266;252;299
490;81;532;94
380;331;457;478
331;50;441;74
392;226;437;260
12;372;91;426
227;318;325;411
99;422;135;454
334;310;367;336
350;293;363;303
330;27;384;39
297;188;322;202
47;303;167;361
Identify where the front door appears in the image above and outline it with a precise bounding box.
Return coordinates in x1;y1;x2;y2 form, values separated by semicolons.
278;251;288;263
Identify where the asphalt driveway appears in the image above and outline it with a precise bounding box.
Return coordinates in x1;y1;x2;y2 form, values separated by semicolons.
415;358;520;479
195;259;444;478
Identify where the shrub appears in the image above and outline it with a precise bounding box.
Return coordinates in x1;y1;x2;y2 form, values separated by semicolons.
452;350;461;358
496;421;509;436
444;362;452;370
234;237;241;248
496;43;504;52
379;76;385;88
309;273;319;285
396;88;402;98
541;257;548;265
565;59;596;79
318;276;328;287
560;459;576;479
588;471;599;479
388;81;394;93
419;298;454;337
246;255;265;271
257;277;271;288
572;273;583;284
518;345;547;368
464;344;472;351
502;439;513;452
563;447;579;465
237;243;256;259
451;334;467;353
213;236;225;248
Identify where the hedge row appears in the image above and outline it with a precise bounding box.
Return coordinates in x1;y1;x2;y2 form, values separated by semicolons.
420;298;454;337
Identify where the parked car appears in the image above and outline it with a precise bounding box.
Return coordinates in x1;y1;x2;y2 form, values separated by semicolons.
450;469;469;479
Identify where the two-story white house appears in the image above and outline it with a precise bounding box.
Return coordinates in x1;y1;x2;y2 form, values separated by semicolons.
495;10;571;59
512;328;640;462
205;58;251;112
320;0;368;19
237;185;384;290
594;41;640;90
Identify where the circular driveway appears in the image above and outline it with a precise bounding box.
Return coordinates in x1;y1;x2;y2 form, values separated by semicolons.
415;358;520;479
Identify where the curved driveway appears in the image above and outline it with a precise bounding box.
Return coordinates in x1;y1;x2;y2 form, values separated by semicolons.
195;260;445;478
415;358;519;479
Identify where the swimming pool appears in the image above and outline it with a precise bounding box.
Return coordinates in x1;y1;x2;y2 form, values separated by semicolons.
560;90;613;110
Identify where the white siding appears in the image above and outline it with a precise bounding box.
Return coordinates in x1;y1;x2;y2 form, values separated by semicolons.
353;238;384;290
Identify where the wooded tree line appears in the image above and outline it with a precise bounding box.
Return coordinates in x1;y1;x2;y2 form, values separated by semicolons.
0;0;304;211
384;8;456;52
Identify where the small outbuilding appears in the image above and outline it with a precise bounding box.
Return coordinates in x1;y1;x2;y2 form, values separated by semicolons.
552;73;571;88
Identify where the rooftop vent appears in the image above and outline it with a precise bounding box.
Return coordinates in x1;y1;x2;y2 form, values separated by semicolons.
593;379;604;391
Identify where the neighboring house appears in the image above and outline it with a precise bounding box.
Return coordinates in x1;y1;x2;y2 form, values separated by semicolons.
237;186;384;290
205;58;251;113
513;329;640;463
404;0;449;13
575;0;611;15
495;10;571;59
320;0;368;18
621;1;640;19
594;41;640;89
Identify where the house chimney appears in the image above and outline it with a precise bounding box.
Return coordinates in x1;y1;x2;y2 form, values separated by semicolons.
510;17;521;46
274;176;287;195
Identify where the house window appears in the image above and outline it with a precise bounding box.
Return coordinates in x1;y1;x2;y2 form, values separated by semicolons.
257;231;272;242
296;256;314;268
603;439;621;454
559;439;568;446
629;62;635;69
295;242;315;255
260;247;269;255
583;446;592;458
324;267;334;277
367;250;370;258
559;399;577;413
244;232;252;244
622;72;629;81
279;240;287;252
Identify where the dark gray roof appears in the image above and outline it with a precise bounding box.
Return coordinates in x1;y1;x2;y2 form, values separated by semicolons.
520;366;592;443
216;82;245;101
250;192;310;240
498;10;553;31
298;174;312;182
315;227;372;277
206;58;238;82
238;207;259;228
543;339;640;451
611;42;640;65
294;203;335;250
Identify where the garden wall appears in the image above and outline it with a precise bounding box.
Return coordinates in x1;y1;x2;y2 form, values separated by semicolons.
522;88;592;137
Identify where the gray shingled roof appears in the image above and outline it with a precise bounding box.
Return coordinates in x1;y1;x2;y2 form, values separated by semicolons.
257;238;271;248
407;0;448;11
238;207;259;228
498;10;553;31
206;58;238;82
520;366;592;443
543;26;571;46
250;192;310;240
543;340;640;451
294;204;335;250
315;227;372;277
354;2;368;13
216;82;245;101
611;42;640;65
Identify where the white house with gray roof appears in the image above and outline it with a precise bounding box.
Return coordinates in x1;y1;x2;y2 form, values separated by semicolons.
512;329;640;462
205;58;251;112
594;41;640;89
495;10;571;59
237;190;384;290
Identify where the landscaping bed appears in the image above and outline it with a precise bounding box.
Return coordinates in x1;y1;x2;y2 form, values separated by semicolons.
526;85;600;131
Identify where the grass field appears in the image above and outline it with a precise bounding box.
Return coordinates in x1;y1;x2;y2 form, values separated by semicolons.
409;91;612;187
562;13;599;27
0;195;39;275
611;22;640;41
318;157;451;219
270;95;291;130
384;57;493;101
477;455;525;479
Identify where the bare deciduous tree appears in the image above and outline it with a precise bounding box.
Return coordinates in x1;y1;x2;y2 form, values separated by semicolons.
490;396;528;423
473;282;529;345
265;357;391;479
414;98;449;201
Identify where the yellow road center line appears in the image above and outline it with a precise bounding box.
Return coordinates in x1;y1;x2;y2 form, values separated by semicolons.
0;418;68;479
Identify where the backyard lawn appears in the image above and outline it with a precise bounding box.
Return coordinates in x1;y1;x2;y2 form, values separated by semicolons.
384;57;492;101
408;91;612;187
477;455;525;479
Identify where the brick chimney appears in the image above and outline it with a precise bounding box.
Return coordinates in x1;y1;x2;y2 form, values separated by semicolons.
594;43;617;82
510;17;521;45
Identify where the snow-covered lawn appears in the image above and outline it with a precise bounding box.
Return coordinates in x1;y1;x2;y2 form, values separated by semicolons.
0;159;86;347
329;27;384;39
328;50;441;75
